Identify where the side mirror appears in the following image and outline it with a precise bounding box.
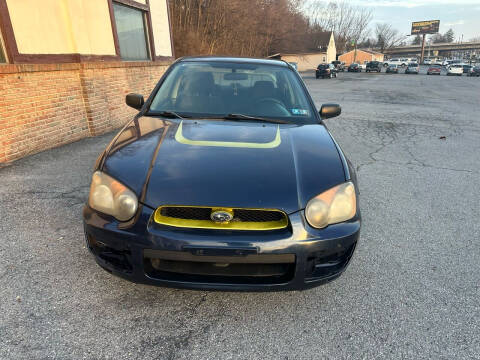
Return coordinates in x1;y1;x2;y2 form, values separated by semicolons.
319;103;341;119
126;93;144;110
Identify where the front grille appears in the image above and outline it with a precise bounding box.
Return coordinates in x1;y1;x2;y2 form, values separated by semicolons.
154;206;288;231
160;206;212;220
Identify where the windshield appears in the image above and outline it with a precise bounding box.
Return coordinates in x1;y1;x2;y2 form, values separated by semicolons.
149;61;315;123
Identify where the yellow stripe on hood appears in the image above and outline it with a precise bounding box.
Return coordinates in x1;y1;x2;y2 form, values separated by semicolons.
174;121;281;149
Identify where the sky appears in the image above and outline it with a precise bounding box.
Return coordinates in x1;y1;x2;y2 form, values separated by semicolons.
315;0;480;41
349;0;480;41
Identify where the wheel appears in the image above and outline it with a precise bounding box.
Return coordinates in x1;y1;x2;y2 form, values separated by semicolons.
315;75;319;79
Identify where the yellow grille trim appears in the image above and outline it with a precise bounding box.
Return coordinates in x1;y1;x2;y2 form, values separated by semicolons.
153;206;288;231
175;121;281;149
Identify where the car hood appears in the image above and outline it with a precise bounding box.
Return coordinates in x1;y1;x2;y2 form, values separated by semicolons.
102;117;345;214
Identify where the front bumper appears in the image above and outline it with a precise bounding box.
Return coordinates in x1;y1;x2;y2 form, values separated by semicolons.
83;205;360;291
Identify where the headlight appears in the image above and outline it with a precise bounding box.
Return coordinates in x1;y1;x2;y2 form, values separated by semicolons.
88;171;138;221
305;182;356;229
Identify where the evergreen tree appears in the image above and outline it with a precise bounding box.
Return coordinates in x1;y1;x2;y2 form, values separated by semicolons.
412;35;422;45
444;29;455;43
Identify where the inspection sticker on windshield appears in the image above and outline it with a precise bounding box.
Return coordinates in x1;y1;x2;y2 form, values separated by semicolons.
291;108;309;116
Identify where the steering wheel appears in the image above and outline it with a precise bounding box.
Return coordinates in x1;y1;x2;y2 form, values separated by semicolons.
253;98;290;116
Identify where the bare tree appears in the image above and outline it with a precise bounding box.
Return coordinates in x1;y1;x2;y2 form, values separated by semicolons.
375;23;405;53
169;0;314;57
306;1;372;53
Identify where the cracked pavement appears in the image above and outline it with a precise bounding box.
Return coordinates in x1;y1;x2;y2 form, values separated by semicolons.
1;70;479;359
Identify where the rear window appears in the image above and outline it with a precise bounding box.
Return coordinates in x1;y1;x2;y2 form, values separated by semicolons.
318;65;328;69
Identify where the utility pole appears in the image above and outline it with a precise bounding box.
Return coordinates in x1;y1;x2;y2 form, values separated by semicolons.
352;40;357;63
420;34;426;64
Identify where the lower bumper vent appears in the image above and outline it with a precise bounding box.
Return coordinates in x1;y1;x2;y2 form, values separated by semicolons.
144;250;295;284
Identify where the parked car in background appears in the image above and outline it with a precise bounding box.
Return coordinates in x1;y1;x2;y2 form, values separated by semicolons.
446;64;464;76
386;64;399;73
347;63;361;72
366;61;382;73
358;61;368;71
331;60;345;72
462;64;473;74
384;58;408;67
468;66;480;77
316;63;337;79
405;63;420;74
384;58;397;67
423;59;432;65
427;65;442;75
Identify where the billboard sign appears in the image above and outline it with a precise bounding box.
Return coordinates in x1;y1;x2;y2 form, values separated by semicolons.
411;20;440;35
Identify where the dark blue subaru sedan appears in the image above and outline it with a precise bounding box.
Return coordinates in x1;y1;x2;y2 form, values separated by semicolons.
83;56;360;291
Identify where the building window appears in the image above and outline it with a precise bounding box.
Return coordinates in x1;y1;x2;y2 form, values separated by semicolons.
113;2;150;61
0;33;6;63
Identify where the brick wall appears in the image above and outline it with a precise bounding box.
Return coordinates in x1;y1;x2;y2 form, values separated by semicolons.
0;61;171;164
338;50;384;66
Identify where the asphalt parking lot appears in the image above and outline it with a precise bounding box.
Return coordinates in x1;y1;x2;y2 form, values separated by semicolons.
1;70;479;359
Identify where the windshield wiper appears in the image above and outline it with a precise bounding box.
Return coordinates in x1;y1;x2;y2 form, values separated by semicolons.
222;114;288;124
148;110;189;119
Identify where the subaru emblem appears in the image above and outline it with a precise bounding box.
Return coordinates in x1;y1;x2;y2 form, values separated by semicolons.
210;210;233;223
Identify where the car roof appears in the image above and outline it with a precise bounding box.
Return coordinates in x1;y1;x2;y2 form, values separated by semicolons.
177;56;288;67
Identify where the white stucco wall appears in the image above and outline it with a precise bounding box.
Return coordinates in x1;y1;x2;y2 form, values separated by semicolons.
150;0;173;57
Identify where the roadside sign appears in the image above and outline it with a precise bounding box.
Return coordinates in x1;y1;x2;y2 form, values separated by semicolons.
411;20;440;35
